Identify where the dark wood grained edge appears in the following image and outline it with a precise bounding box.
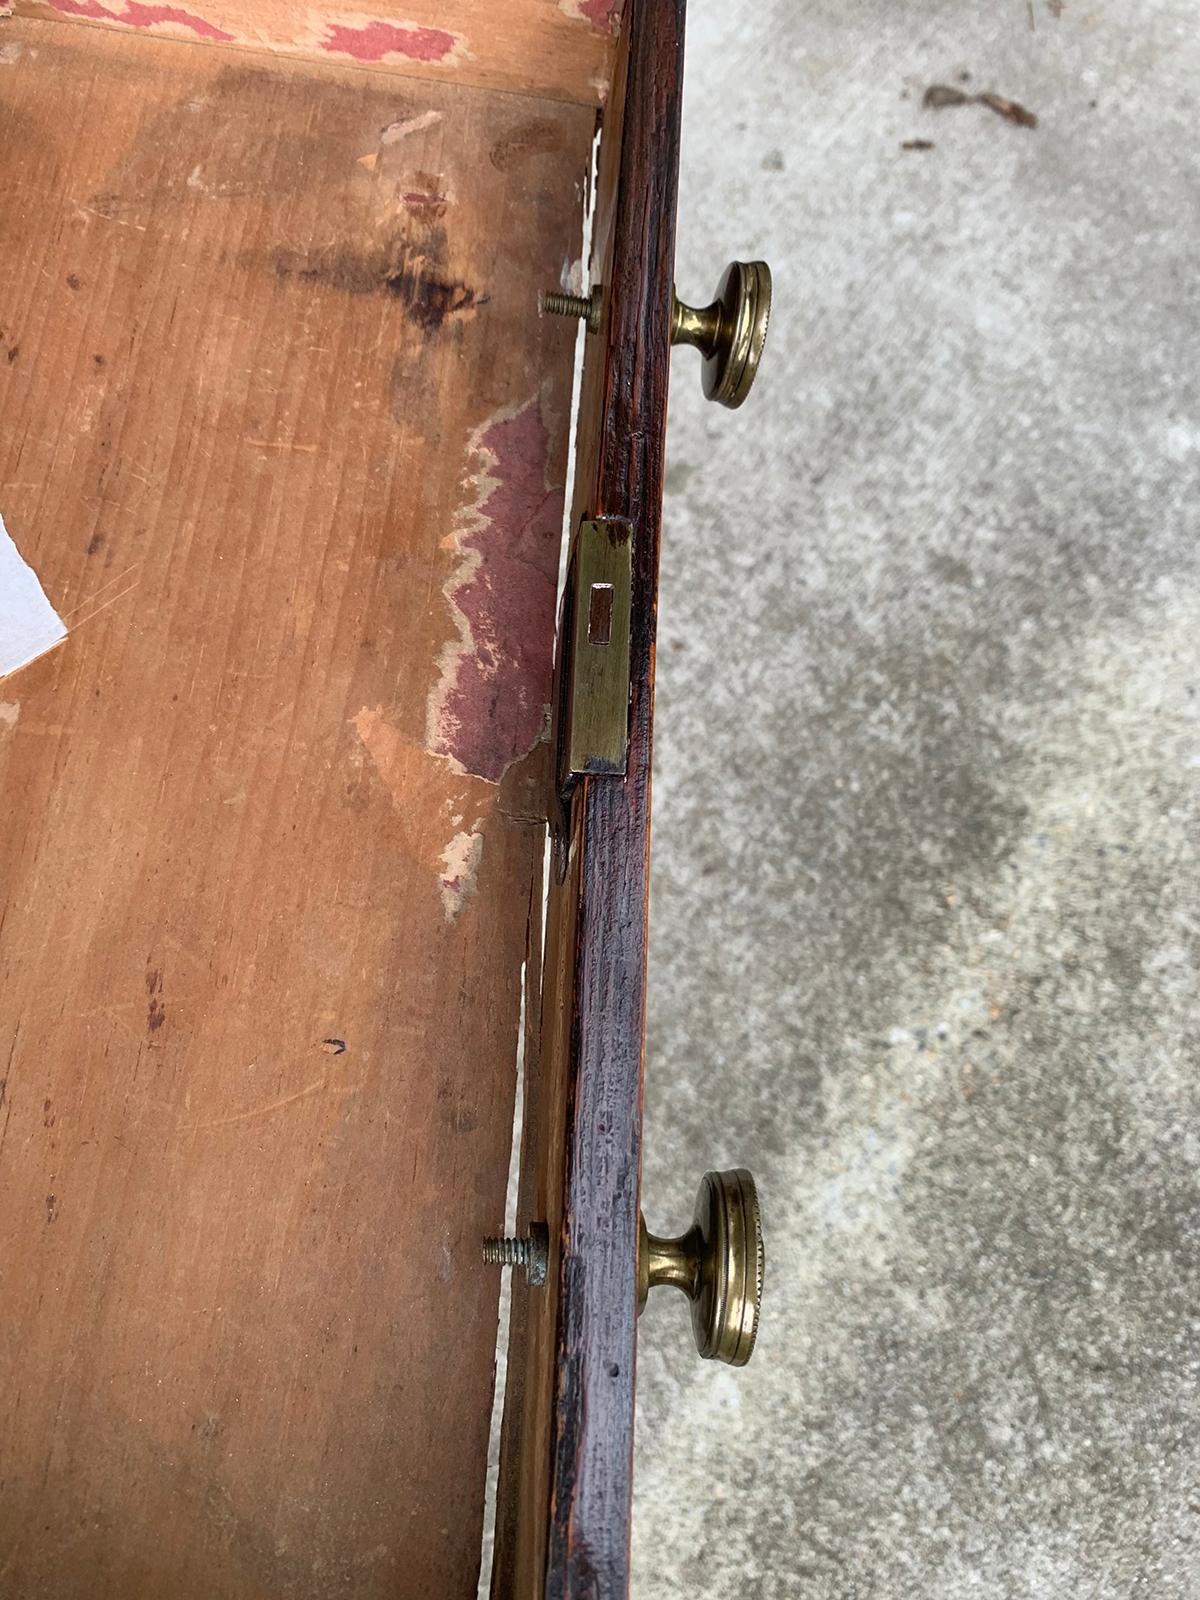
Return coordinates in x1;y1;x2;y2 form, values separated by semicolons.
548;0;685;1589
490;2;686;1597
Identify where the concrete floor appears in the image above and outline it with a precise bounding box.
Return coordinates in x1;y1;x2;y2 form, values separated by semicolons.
634;2;1200;1596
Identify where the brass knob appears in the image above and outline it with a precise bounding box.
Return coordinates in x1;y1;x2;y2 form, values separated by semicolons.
670;261;772;408
638;1169;764;1366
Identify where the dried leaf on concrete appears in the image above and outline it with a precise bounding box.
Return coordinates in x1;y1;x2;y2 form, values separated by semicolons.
922;83;1039;128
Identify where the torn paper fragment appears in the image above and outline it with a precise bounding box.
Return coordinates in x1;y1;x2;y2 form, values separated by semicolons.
0;512;66;679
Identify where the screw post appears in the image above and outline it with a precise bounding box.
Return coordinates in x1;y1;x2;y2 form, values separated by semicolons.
540;286;602;334
482;1237;532;1268
481;1222;549;1287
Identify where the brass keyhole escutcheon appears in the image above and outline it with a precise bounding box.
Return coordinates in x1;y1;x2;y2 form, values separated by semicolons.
638;1168;764;1366
671;260;772;409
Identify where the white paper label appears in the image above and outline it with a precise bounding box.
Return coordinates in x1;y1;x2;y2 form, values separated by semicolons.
0;511;66;679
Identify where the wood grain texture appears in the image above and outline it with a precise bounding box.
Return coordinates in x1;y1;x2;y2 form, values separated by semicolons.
0;24;591;1597
7;0;623;107
491;2;684;1595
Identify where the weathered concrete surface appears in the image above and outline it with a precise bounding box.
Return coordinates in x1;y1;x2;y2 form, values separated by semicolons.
634;2;1200;1595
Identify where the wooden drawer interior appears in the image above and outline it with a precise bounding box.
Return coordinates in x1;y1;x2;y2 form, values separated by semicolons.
0;13;608;1594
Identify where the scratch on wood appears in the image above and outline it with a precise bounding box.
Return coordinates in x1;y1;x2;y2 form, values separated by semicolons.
381;110;443;144
183;1078;327;1131
245;438;319;452
61;562;141;620
66;576;141;633
75;204;148;232
0;1025;15;1164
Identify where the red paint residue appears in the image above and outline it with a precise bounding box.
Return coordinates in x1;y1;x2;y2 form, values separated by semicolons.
428;401;563;784
45;0;233;39
402;190;447;209
321;19;455;62
579;0;621;30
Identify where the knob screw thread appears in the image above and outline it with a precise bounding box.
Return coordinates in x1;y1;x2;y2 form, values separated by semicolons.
540;287;602;333
481;1223;549;1287
482;1237;532;1268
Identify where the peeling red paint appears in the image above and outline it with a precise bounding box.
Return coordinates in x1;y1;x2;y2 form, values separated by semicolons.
561;0;621;31
428;401;563;784
580;0;621;30
44;0;233;39
321;19;456;63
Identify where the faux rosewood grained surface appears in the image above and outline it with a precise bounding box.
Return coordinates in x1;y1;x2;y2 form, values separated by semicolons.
0;24;592;1597
492;2;686;1595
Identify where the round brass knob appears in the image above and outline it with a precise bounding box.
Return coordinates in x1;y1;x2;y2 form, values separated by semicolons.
638;1168;764;1366
670;261;772;409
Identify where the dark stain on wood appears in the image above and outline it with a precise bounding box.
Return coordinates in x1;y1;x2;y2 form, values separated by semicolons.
490;118;563;172
271;242;487;332
146;967;165;1032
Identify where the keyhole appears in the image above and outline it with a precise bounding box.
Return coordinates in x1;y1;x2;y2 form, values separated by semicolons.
587;582;614;645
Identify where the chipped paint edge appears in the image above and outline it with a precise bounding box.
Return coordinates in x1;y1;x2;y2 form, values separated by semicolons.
439;825;484;920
